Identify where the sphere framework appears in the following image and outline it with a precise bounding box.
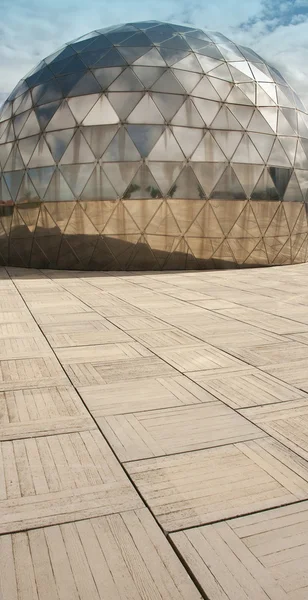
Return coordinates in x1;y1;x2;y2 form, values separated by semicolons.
0;20;308;270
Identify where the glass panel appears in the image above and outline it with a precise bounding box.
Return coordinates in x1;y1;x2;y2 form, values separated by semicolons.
0;102;12;123
172;99;204;127
248;110;273;134
256;87;276;107
295;170;308;199
191;162;227;196
259;107;278;132
259;82;277;103
118;46;153;64
217;43;245;61
280;136;297;164
294;141;308;169
108;91;143;120
0;143;13;168
67;94;99;123
0;177;13;203
80;164;117;199
15;92;32;115
232;163;264;196
16;175;40;203
191;76;220;100
210;106;243;130
277;110;296;135
249;63;272;82
191;132;227;161
102;128;141;161
172;127;203;158
104;30;135;44
212;131;242;159
57;72;86;96
44;169;75;201
132;66;166;88
60;163;94;196
237;82;256;103
18;135;39;165
13;110;31;137
3;146;24;171
211;165;246;199
81;124;119;158
79;48;110;68
148;162;184;194
123;164;162;199
298;113;308;138
36;80;62;106
172;70;202;93
195;55;222;74
67;72;102;96
225;86;253;105
148;129;184;161
284;172;304;202
45;129;75;161
209;64;233;81
249;133;274;161
127;94;165;124
207;77;232;100
81;34;112;52
282;108;298;133
49;55;86;76
197;44;225;60
126;125;164;156
102;162;139;195
133;47;166;67
158;48;189;67
232;134;263;164
269;167;292;197
50;45;76;64
10;80;29;102
35;101;62;130
108;68;144;91
171;54;203;73
121;32;153;46
151;71;185;94
5;123;15;143
268;139;290;167
81;96;119;126
92;67;124;89
60;130;95;164
250;170;280;200
28;138;55;168
229;62;254;82
192;97;219;126
45;101;76;131
3;171;24;200
152;93;185;121
92;48;128;68
28;166;55;198
145;24;177;44
277;85;295;108
168;165;205;199
183;36;211;52
19;111;41;138
0;120;9;142
13;93;27;115
228;105;254;128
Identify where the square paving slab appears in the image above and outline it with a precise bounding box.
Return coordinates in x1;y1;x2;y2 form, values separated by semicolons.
171;501;308;600
0;509;202;600
0;430;141;533
126;437;308;531
98;402;263;461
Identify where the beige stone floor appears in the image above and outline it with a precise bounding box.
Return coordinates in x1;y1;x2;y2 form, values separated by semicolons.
2;263;308;598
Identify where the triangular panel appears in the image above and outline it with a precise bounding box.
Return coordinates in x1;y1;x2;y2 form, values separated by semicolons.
45;129;75;162
232;133;263;164
211;166;246;199
268;139;291;167
67;94;100;123
127;94;164;124
171;99;204;127
123;164;162;199
45;101;76;131
152;93;185;121
168;166;206;199
151;71;185;94
28;138;55;168
102;162;139;196
80;164;117;200
148;129;184;161
60;163;94;197
28;166;55;198
211;131;242;159
82;96;119;125
210;106;243;130
108;91;143;120
232;164;264;197
191;162;227;197
283;172;304;202
60;130;95;164
191;76;220;101
81;124;119;158
102;128;141;161
191;131;227;161
148;162;184;195
172;127;203;159
126;124;163;156
44;170;75;201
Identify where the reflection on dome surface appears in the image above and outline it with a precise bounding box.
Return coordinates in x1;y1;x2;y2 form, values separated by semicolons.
0;20;308;269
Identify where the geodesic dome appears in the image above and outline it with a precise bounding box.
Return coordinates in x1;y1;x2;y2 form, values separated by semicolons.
0;20;308;269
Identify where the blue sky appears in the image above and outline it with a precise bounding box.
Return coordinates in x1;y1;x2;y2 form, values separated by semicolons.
1;0;308;106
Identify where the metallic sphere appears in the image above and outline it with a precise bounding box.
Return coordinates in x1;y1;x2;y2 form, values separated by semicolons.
1;20;308;269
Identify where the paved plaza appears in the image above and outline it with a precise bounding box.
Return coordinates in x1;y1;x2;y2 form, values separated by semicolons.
1;263;308;599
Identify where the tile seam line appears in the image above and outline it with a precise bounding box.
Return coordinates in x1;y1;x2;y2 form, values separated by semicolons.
5;267;211;600
37;268;308;498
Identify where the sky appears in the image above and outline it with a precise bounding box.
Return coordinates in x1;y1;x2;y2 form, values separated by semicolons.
1;0;308;107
